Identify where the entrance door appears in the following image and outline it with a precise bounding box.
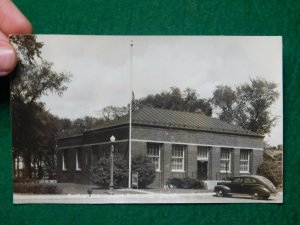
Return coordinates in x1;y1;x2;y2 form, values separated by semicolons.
197;161;208;180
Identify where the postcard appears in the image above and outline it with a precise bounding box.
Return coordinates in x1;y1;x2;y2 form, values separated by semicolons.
11;35;283;204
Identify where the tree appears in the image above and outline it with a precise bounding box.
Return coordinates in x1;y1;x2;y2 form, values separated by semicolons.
12;100;60;178
10;35;44;65
97;105;128;121
10;35;72;179
132;155;156;188
91;158;128;188
212;77;279;135
138;87;212;116
257;151;282;187
211;85;236;123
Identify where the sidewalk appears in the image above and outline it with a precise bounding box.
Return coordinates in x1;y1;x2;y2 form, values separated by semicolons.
13;191;215;204
13;192;282;204
13;183;282;204
56;183;212;195
14;183;216;204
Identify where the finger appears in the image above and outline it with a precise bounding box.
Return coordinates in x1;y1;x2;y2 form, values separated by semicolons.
0;0;32;35
0;31;17;76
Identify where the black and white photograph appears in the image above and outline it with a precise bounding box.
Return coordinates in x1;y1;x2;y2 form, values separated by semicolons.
11;35;283;204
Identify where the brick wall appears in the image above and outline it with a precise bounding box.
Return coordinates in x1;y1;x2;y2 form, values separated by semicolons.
210;147;221;180
162;144;172;185
187;145;197;178
57;124;264;187
233;148;241;177
57;147;94;184
252;150;263;174
132;126;264;149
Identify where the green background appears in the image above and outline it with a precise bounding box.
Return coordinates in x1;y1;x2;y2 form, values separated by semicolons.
0;0;299;224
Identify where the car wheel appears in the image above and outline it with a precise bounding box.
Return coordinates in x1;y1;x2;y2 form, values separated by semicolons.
216;190;224;197
251;192;260;200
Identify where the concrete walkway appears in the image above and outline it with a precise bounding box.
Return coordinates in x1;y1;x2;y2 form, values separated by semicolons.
13;191;282;204
14;182;283;204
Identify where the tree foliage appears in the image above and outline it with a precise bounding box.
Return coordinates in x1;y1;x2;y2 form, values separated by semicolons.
11;35;72;179
132;155;156;188
138;87;212;116
91;157;128;188
12;100;60;178
10;35;44;65
97;105;128;121
212;77;279;135
257;161;282;187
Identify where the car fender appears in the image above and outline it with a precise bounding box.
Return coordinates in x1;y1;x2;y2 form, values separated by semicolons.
249;186;270;196
214;185;231;194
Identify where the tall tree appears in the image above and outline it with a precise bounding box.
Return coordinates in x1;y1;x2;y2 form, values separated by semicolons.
211;85;236;123
11;35;72;178
138;87;212;116
98;105;128;121
212;77;279;135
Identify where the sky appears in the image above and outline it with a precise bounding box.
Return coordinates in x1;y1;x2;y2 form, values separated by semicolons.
38;35;282;146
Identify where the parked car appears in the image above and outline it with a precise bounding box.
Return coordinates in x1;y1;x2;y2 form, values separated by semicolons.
214;175;277;199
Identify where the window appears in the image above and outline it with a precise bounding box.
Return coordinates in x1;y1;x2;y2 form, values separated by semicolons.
62;149;67;171
197;146;210;160
14;156;24;178
172;145;186;172
76;148;82;171
147;143;161;171
240;149;250;173
244;177;256;184
232;177;242;184
220;148;232;172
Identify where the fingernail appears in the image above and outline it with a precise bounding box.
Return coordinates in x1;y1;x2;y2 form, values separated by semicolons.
0;46;16;76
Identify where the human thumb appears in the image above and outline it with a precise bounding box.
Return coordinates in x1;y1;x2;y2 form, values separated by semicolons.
0;37;17;76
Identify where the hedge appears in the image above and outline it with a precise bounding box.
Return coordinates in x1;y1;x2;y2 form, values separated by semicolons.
14;183;63;194
167;177;206;189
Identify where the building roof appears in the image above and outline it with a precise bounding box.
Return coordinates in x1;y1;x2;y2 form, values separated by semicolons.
86;107;263;137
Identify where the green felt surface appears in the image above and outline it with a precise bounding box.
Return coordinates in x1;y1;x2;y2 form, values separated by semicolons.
0;0;299;224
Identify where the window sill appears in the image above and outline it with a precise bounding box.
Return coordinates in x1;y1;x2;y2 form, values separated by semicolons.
171;170;185;173
240;171;250;174
220;171;231;173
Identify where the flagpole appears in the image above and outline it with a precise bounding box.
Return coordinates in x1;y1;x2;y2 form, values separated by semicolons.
128;40;133;188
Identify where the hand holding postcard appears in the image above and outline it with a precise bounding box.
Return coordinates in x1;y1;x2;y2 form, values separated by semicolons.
11;35;283;204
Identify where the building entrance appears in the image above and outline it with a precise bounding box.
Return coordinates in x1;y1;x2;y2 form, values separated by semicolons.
197;161;208;180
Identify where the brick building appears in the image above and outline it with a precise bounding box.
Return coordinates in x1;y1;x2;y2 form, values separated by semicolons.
56;107;264;187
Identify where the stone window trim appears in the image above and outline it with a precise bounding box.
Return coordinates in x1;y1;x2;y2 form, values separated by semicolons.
75;148;82;171
171;144;186;172
220;148;232;173
240;149;251;173
147;143;161;172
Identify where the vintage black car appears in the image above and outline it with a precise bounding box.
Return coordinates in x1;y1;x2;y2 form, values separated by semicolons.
214;175;277;199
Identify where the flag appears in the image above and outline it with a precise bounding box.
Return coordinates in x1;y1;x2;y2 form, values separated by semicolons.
131;91;138;111
129;91;138;112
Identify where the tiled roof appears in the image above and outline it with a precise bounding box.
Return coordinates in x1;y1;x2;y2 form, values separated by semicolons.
86;107;262;137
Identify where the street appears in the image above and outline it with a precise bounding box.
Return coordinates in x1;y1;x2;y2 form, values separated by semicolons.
14;191;283;204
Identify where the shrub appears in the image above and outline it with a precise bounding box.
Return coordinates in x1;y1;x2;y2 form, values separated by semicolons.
13;177;25;183
132;155;156;188
14;183;62;194
257;161;282;187
167;177;206;189
91;157;128;188
40;184;63;194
